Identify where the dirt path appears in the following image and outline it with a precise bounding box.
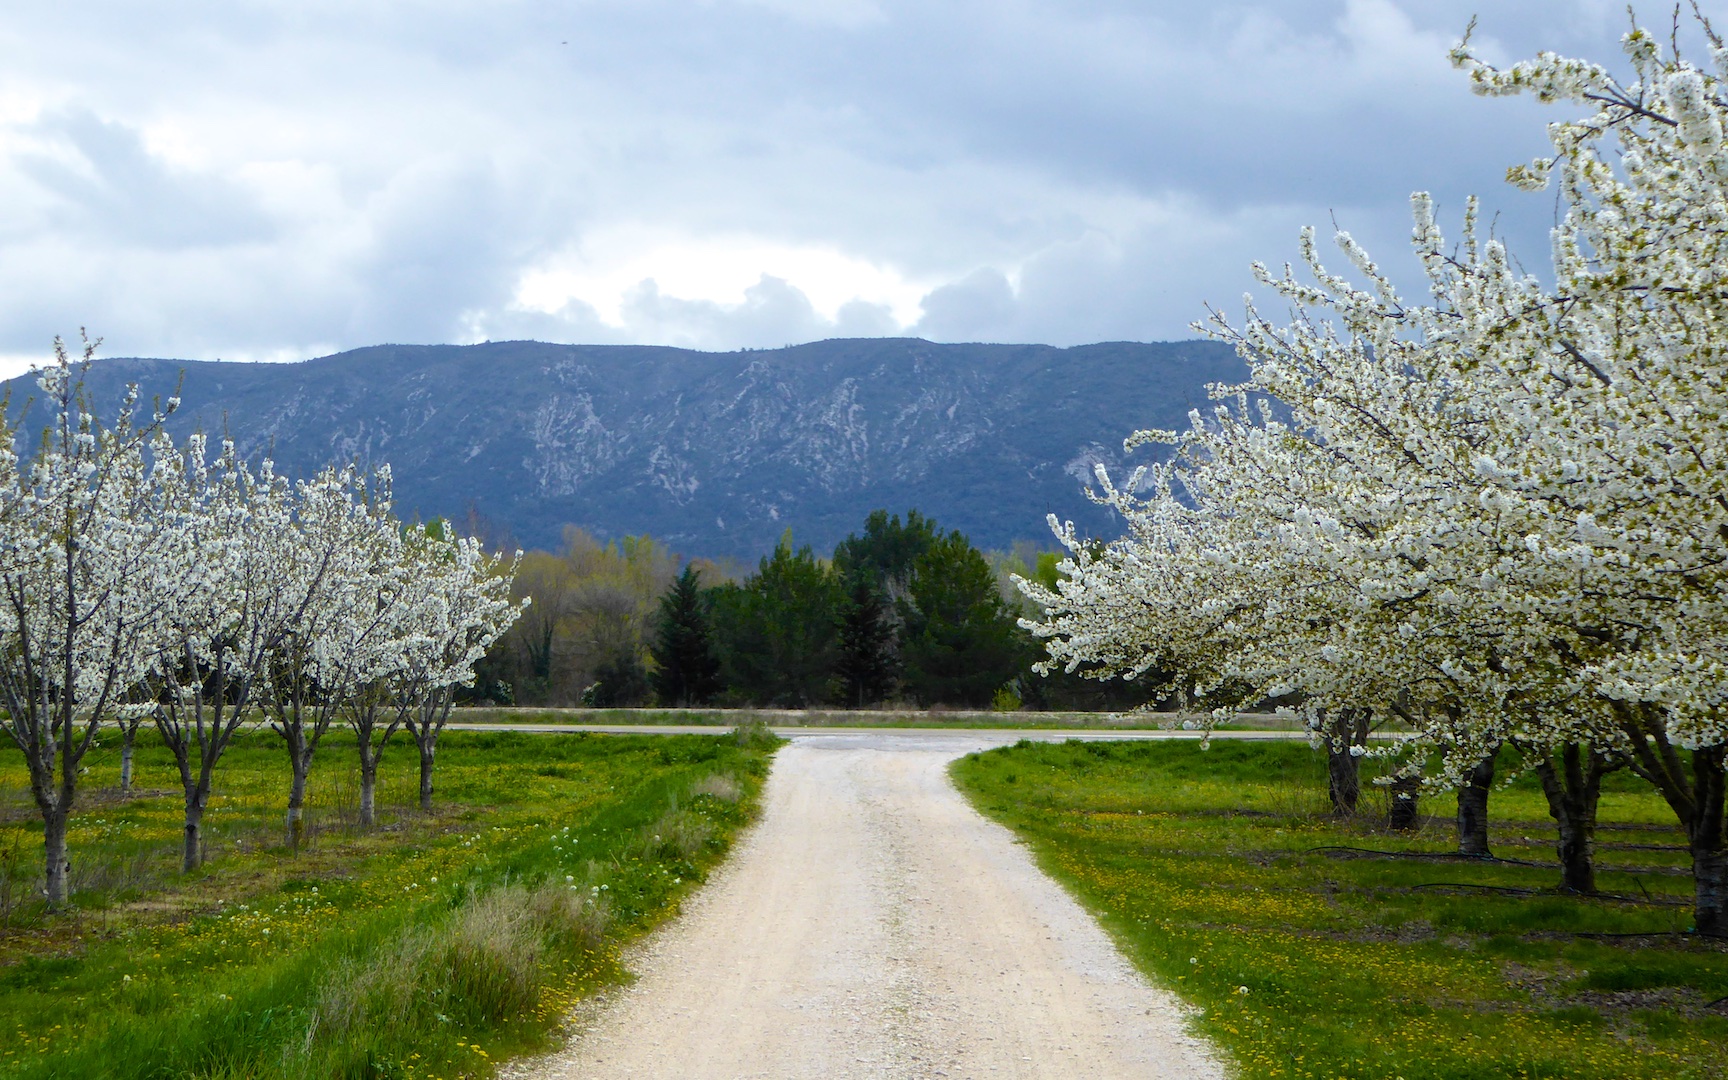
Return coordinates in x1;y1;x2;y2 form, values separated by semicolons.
513;733;1227;1080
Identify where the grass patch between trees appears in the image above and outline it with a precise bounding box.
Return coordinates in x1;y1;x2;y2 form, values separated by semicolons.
951;739;1726;1080
0;727;779;1079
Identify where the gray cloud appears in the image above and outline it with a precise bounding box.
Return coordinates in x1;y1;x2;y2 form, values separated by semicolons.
17;109;274;248
914;269;1017;342
0;1;1681;368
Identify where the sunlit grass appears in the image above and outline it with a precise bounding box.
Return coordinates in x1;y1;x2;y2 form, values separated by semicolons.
0;727;778;1079
952;739;1727;1080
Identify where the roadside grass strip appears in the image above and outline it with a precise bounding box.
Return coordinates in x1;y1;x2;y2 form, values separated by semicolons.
951;739;1727;1080
0;727;779;1079
447;706;1307;731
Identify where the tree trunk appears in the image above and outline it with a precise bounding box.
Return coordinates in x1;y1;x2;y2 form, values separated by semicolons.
418;741;435;813
119;724;137;795
1388;772;1421;831
1536;745;1603;895
359;747;378;828
1456;746;1498;856
1323;708;1371;816
1328;747;1360;816
1688;745;1726;937
1696;847;1727;938
42;807;70;908
182;792;206;874
286;760;309;850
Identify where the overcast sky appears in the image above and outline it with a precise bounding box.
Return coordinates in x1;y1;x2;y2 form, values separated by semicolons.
0;1;1698;376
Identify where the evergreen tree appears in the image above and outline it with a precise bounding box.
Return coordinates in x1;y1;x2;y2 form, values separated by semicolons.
835;574;898;707
900;531;1029;707
650;565;722;706
832;509;939;600
709;536;843;706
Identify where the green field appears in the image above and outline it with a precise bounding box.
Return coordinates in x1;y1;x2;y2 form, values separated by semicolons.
447;705;1305;730
952;739;1727;1080
0;726;778;1079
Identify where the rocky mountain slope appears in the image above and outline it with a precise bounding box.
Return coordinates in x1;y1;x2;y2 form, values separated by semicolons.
4;338;1244;559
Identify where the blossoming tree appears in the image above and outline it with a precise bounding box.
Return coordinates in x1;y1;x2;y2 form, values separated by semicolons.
0;338;177;906
394;521;524;813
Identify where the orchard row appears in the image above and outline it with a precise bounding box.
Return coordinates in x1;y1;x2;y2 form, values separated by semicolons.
0;343;522;906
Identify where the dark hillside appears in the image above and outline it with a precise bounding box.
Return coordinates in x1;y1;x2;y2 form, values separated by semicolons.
3;338;1243;558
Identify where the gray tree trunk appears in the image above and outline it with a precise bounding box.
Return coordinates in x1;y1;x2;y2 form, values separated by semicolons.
1687;745;1726;937
1323;708;1371;816
1456;746;1498;856
359;746;379;828
181;790;207;874
286;762;310;850
418;742;435;813
1696;848;1727;938
1328;747;1360;816
1536;745;1604;895
42;807;70;907
119;723;137;794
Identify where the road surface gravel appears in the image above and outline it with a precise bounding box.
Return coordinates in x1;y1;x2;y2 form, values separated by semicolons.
510;731;1227;1080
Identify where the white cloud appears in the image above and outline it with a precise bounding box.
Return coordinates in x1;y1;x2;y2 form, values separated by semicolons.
513;230;930;327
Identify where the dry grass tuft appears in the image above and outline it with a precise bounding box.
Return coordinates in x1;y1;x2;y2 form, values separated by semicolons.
638;804;714;861
310;880;612;1049
689;773;742;803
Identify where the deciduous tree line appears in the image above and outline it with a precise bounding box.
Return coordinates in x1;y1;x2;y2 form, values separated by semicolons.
1023;23;1728;936
0;345;522;906
476;531;681;706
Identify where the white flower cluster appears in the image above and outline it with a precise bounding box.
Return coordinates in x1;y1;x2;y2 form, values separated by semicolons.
1019;22;1728;930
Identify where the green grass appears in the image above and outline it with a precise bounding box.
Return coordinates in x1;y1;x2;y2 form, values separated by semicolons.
951;739;1727;1080
450;705;1306;730
0;725;780;1079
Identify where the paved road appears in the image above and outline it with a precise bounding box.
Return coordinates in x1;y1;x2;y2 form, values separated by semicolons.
509;731;1227;1080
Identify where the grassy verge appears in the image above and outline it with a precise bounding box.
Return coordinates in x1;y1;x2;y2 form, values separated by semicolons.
951;739;1727;1080
450;705;1305;730
0;725;780;1079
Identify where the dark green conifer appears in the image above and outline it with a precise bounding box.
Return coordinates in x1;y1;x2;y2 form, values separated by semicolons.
835;575;898;707
708;538;843;707
900;531;1030;707
650;565;723;706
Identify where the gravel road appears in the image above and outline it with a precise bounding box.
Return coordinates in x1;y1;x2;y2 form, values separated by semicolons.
513;732;1227;1080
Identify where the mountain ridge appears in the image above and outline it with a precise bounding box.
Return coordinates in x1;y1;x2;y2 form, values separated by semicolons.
2;337;1245;559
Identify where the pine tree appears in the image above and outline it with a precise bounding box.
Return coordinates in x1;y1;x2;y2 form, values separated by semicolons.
835;575;898;707
708;538;843;707
900;531;1029;707
650;565;722;706
832;509;938;600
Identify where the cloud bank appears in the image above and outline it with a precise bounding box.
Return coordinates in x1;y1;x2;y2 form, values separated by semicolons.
0;0;1683;373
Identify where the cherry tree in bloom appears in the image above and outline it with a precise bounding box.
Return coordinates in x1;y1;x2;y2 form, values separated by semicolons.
332;514;525;826
0;337;178;905
260;465;390;847
393;520;524;813
146;435;316;873
308;468;417;829
1024;19;1728;934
